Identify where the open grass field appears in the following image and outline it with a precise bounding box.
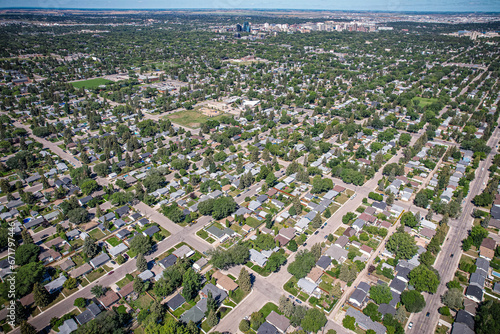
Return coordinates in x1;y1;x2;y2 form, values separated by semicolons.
165;109;228;129
71;78;113;89
413;97;438;107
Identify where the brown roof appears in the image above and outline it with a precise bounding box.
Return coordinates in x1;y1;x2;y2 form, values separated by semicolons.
44;237;64;248
221;185;231;192
480;247;495;259
489;219;500;229
19;293;34;306
364;207;377;215
359;213;377;223
307;267;323;283
360;245;373;254
279;228;296;240
420;227;436;239
266;311;290;333
379;221;391;229
343;227;356;237
212;271;238;292
481;238;496;250
266;188;278;197
118;282;134;298
99;290;120;308
59;258;75;271
275;235;290;246
333;185;345;192
241;224;253;232
69;263;92;278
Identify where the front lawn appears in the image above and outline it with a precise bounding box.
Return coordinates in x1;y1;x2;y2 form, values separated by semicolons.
259;302;280;318
106;236;122;247
86;268;106;282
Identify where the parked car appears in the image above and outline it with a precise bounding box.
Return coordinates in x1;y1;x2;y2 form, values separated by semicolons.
108;271;114;275
295;299;302;304
408;322;413;329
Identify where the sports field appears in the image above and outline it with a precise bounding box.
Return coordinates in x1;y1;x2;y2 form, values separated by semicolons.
71;78;113;89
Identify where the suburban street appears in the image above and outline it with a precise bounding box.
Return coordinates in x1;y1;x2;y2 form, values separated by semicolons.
407;121;500;333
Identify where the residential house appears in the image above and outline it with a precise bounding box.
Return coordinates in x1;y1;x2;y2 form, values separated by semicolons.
266;311;290;333
479;238;496;260
76;303;102;325
89;253;110;269
98;290;120;309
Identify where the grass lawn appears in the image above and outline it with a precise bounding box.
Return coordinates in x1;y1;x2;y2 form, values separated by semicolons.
413;97;438;107
127;249;138;258
330;204;341;213
134;326;145;334
230;288;248;304
201;320;212;333
206;237;215;244
435;325;448;334
71;78;113;89
69;239;84;249
86;268;106;282
106;236;122;247
334;227;346;236
223;299;236;307
165;109;228;129
219;306;231;319
89;228;106;240
116;276;132;288
336;194;349;204
41;293;65;311
283;277;299;296
131;294;153;311
80;277;90;287
345;189;355;197
245;217;261;228
259;302;280;318
72;254;86;267
298;292;308;302
62;286;79;297
195;229;208;239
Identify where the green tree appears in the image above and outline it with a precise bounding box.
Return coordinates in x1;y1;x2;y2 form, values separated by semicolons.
342;315;356;330
83;237;100;259
207;309;219;327
369;284;393;304
239;319;250;332
409;265;440;293
15;243;40;265
238;267;252;293
33;282;50;307
129;234;152;255
386;231;418;260
401;290;426;313
301;308;327;333
475;300;500;334
80;179;99;195
68;207;90;224
91;285;106;298
20;321;38;334
133;276;144;293
136;253;148;272
442;288;464;310
400;212;418;228
182;268;201;302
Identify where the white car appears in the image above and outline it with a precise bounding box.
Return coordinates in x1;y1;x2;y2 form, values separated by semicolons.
408;322;413;329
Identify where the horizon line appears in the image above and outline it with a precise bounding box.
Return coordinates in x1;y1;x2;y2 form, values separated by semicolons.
1;7;500;15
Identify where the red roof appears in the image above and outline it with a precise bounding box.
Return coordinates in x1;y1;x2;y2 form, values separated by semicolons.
333;185;345;192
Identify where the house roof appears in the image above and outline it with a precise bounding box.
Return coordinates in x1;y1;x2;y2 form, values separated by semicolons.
480;238;496;250
158;254;177;268
212;271;239;291
455;310;474;330
257;322;278;334
99;290;120;308
118;282;134;298
345;307;387;334
307;267;323;282
59;319;78;334
167;293;186;310
173;245;194;258
70;263;92;278
316;255;331;270
465;285;483;301
89;253;110;268
349;288;367;305
297;278;317;294
180;305;204;323
451;322;475;334
266;311;290;333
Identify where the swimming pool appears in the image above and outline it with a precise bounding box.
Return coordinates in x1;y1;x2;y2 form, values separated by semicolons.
23;218;31;224
493;271;500;278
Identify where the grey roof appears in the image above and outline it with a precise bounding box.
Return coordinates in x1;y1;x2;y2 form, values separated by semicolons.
257;322;278;334
180;305;204;323
201;283;227;303
89;253;110;268
465;285;483;301
455;310;474;330
143;225;160;237
389;278;406;293
158;254;177;268
316;255;331;270
345;307;387;334
378;303;396;316
115;205;129;217
114;219;126;228
167;293;186;310
44;275;67;293
451;322;475;334
59;319;78;334
24;217;45;229
469;272;485;288
206;225;226;239
75;303;101;325
358;282;370;293
389;290;400;308
349;288;367;306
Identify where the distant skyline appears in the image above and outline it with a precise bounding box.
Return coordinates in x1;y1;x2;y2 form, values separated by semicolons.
1;0;500;13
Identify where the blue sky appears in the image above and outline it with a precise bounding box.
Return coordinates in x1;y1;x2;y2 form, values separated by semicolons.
1;0;499;12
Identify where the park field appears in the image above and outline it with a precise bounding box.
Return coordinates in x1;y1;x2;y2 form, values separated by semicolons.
413;97;438;107
165;109;227;129
71;78;113;89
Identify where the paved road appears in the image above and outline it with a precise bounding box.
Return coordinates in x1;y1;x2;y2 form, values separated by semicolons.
407;122;500;334
15;211;213;333
11;120;82;168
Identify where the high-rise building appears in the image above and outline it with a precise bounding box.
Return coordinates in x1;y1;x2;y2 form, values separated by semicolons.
243;22;251;33
236;24;242;32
